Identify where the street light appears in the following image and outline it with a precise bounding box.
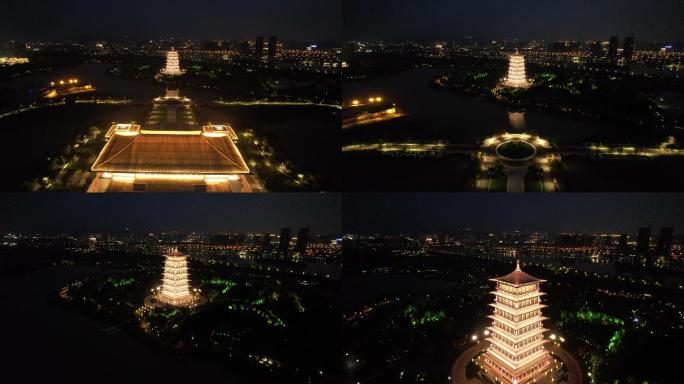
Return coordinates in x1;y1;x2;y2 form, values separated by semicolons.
471;335;478;341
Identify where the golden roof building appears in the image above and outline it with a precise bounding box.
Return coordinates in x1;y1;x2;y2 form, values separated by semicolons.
88;90;253;192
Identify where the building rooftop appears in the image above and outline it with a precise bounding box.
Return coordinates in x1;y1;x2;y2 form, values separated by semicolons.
105;123;141;138
165;248;187;257
91;131;250;175
490;260;545;286
202;124;238;141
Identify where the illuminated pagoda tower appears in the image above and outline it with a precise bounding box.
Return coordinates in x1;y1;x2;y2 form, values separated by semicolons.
157;248;196;307
481;261;553;384
503;51;530;88
161;47;184;76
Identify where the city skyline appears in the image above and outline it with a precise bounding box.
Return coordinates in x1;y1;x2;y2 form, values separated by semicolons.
344;0;684;42
0;0;342;41
1;1;684;383
344;194;684;234
0;194;341;234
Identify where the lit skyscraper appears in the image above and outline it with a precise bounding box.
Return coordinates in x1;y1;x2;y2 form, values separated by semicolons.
261;233;272;250
268;36;278;59
255;36;265;60
637;227;651;265
624;36;635;65
656;227;674;259
279;227;291;256
296;227;310;255
608;36;619;65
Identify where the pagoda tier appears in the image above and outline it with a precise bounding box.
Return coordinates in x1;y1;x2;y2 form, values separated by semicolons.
161;48;184;76
158;248;195;306
481;261;553;384
504;51;529;88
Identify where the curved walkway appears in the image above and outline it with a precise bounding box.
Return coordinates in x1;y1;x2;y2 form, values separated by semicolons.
450;342;583;384
549;344;583;384
450;342;487;384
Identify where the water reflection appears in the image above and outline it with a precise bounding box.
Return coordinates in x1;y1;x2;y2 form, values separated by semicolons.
508;111;527;131
0;63;219;107
344;68;611;145
1;266;233;381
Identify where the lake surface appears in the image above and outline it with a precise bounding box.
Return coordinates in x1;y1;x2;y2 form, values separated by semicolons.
0;63;220;108
0;266;239;382
344;68;615;145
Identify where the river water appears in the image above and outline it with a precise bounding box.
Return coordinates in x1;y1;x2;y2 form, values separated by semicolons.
344;68;616;145
0;62;219;107
0;265;238;382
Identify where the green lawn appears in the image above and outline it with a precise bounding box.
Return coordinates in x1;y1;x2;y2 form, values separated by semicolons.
525;177;546;192
486;177;507;192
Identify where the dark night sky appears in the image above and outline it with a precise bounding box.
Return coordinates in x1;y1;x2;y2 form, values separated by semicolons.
344;0;684;42
344;194;684;234
0;194;341;234
0;0;341;41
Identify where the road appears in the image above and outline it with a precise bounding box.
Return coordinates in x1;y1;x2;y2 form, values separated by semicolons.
506;166;527;193
549;344;584;384
450;342;487;384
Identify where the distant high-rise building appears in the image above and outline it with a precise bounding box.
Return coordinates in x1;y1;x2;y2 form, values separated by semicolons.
624;36;635;65
590;41;604;58
239;41;250;55
255;36;265;60
616;233;628;260
656;227;674;259
608;36;619;65
637;227;651;265
279;228;291;256
296;227;310;255
261;233;272;250
268;36;278;59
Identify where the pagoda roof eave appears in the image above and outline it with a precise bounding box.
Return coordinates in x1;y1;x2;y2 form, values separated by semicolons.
489;262;546;286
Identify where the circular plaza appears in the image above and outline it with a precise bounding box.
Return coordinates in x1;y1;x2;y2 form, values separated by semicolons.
478;133;559;192
450;340;583;384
